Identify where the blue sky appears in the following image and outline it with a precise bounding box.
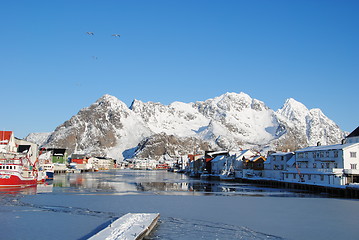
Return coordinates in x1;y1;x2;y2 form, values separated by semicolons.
1;0;358;138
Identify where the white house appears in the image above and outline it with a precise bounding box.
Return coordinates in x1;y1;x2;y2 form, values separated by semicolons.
211;155;227;175
263;152;295;180
285;142;359;186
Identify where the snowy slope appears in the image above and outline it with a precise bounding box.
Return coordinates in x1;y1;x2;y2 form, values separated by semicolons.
35;92;345;160
25;132;52;146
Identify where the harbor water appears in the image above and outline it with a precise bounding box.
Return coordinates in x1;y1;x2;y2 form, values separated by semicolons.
1;170;359;239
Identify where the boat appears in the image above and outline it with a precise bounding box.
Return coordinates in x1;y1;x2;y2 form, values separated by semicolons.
42;163;54;180
38;149;55;180
0;153;38;187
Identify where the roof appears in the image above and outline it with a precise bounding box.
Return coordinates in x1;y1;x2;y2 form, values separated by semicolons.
248;155;266;162
272;151;294;156
71;154;86;159
347;126;359;138
0;131;13;145
296;142;359;152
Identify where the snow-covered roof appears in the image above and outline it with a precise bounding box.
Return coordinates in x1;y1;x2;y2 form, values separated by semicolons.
269;151;294;156
207;151;228;157
296;143;359;152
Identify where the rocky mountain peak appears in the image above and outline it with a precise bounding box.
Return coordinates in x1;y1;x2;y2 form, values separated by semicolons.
33;92;345;160
277;98;310;124
94;94;128;111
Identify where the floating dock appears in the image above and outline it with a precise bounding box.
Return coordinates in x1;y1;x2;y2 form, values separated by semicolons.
88;213;160;240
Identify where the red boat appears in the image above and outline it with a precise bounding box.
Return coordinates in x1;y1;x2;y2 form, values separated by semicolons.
0;154;38;188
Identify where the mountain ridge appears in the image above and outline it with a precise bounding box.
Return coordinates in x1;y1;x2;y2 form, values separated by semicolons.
26;92;346;160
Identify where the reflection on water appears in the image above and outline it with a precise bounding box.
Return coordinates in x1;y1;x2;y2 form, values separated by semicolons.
46;170;325;198
0;169;328;197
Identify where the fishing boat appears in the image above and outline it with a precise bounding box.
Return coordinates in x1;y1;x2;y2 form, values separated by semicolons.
38;150;54;180
0;153;38;187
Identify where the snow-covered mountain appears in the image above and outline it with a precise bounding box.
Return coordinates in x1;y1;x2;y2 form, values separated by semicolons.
28;92;346;160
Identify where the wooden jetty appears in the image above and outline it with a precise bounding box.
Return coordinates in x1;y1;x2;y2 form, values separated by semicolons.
88;213;160;240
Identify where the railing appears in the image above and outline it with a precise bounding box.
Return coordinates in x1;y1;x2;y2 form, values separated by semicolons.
344;169;359;175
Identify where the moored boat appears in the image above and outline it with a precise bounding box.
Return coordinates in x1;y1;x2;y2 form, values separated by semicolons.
38;149;55;180
0;153;38;187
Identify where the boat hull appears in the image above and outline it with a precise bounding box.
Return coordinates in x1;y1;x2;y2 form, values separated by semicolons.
46;171;54;180
0;172;37;187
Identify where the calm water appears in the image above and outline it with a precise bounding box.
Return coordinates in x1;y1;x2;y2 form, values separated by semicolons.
50;170;329;197
1;170;358;240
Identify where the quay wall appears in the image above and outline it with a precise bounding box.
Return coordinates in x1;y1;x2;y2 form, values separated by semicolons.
234;177;359;198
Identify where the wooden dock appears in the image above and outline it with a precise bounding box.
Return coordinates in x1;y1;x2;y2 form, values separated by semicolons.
88;213;160;240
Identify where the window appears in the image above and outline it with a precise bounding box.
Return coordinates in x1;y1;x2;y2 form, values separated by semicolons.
320;152;324;158
326;163;330;169
321;163;325;168
305;153;308;158
285;173;288;178
351;164;357;169
320;175;324;181
313;163;317;168
326;151;329;157
312;152;316;158
334;151;338;158
293;174;296;179
308;175;311;180
350;152;357;158
334;163;338;168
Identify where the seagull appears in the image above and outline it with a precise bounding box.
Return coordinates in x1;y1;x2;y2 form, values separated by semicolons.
86;32;94;35
112;34;120;37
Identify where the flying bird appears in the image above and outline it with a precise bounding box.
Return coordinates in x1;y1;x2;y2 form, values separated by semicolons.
112;34;121;37
86;32;94;35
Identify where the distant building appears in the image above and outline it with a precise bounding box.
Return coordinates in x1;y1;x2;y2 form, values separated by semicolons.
70;154;87;164
16;139;38;165
43;148;67;164
263;152;295;180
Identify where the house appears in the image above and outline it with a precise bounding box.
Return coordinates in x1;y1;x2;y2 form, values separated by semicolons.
230;150;257;178
286;142;359;186
204;151;228;175
211;155;228;175
45;148;67;164
243;155;266;177
244;155;266;170
263;152;295;180
70;154;87;164
94;157;116;170
0;131;17;153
